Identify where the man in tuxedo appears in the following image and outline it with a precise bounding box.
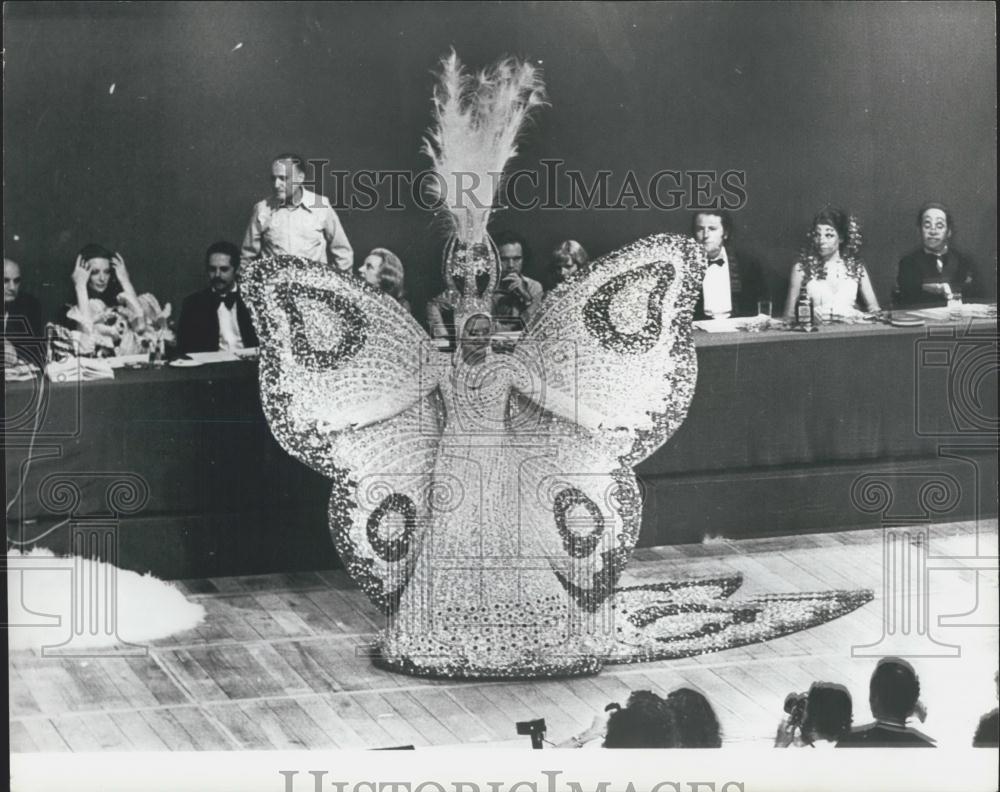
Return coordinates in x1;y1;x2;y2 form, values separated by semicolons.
690;210;767;320
3;258;43;366
177;241;259;354
895;202;980;306
837;657;935;748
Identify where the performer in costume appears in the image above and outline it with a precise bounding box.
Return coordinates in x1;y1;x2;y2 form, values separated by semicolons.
243;53;872;679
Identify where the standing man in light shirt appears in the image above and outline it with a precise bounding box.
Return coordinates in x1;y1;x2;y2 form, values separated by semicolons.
690;210;767;320
241;153;353;271
177;241;259;354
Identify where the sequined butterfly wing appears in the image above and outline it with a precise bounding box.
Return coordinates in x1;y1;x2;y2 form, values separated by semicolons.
241;256;444;614
505;233;705;610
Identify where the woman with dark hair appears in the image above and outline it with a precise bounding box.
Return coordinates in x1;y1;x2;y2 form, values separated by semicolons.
559;690;679;748
360;247;410;312
666;687;723;747
59;244;143;330
54;244;171;357
782;208;880;320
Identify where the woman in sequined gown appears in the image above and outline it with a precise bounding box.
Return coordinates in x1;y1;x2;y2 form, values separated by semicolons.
379;313;610;677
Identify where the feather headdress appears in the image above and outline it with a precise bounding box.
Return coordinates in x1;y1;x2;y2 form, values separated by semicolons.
421;50;548;246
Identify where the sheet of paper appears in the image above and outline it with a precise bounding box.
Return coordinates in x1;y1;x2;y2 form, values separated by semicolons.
186;350;241;363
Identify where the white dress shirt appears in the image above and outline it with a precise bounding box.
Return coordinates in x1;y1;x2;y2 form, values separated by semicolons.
702;247;733;318
216;292;244;352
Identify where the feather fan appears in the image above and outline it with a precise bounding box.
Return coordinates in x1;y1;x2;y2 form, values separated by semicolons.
421;50;547;244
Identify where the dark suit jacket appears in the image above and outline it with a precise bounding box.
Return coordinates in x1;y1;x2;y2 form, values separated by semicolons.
973;709;998;747
3;292;44;364
693;246;768;320
895;248;979;307
836;721;936;748
177;288;258;354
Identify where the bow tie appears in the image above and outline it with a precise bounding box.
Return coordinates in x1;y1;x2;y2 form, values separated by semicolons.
215;292;238;310
709;257;725;267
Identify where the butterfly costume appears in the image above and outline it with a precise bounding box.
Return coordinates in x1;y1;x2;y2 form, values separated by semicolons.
241;53;871;679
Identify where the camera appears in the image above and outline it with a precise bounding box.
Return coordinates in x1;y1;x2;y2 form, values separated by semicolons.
515;718;547;749
783;692;808;726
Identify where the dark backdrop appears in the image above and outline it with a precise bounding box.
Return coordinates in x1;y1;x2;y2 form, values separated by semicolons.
4;1;996;326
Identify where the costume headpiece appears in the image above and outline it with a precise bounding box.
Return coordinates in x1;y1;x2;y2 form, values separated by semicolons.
421;50;547;319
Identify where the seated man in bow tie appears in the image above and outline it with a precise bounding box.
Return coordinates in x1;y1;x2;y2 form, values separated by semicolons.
691;210;767;320
894;202;980;307
177;241;259;354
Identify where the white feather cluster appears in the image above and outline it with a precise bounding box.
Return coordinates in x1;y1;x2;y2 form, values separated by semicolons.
421;50;548;245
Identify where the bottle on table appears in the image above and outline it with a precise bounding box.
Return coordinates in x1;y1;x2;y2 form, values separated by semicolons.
795;287;817;332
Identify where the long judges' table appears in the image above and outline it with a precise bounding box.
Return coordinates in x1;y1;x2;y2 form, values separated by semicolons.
5;320;998;578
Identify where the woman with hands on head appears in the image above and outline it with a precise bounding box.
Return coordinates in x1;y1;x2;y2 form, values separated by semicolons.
64;243;144;331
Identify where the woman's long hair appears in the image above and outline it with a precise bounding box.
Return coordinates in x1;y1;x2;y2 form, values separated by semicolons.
369;247;407;305
797;208;865;282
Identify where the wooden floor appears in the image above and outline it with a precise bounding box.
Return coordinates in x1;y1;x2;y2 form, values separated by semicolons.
9;520;998;752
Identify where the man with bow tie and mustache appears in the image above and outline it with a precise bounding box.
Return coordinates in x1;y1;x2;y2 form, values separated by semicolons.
177;241;259;354
690;209;768;320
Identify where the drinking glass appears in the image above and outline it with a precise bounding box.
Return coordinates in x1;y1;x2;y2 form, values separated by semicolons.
948;289;963;321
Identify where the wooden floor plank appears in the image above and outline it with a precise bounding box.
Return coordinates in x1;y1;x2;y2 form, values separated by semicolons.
108;709;171;750
353;691;434;747
50;715;105;751
324;694;399;749
8;664;43;717
295;695;367;749
136;709;198;750
244;641;314;698
405;687;492;744
19;717;71;752
83;712;150;752
97;657;161;710
264;698;338;749
9;720;39;752
270;639;343;693
208;703;278;750
155;648;230;702
169;704;235;750
251;591;317;638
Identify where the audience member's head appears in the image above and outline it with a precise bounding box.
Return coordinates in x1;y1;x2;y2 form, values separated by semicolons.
869;657;921;722
665;687;722;748
271;152;307;205
802;682;853;744
205;241;241;295
492;230;531;276
691;210;733;260
917;202;953;254
78;243;120;299
4;258;22;304
550;240;589;284
603;690;678;748
361;248;406;302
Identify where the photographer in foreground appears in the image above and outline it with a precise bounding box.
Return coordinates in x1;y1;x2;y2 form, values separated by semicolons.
775;682;853;748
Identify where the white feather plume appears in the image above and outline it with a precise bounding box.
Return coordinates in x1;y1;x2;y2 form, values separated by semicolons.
421;50;548;244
